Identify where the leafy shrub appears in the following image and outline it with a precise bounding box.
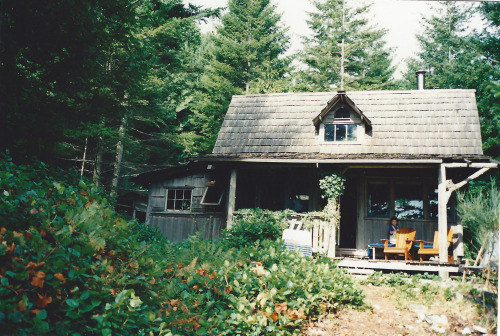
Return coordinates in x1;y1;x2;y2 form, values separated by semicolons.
0;155;365;335
457;180;499;259
222;208;291;248
169;238;365;335
131;221;168;245
0;155;174;335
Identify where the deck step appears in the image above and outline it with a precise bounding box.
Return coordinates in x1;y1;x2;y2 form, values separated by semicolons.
337;259;460;274
344;268;375;275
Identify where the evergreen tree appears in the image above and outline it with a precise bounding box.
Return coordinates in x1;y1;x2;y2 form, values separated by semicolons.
0;0;138;161
0;0;212;196
212;0;291;94
295;0;394;91
89;1;209;193
401;2;500;159
477;3;500;159
187;0;291;153
401;2;487;90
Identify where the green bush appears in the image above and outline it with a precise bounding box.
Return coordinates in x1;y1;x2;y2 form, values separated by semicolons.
222;208;291;248
169;238;365;335
0;155;365;335
457;180;500;258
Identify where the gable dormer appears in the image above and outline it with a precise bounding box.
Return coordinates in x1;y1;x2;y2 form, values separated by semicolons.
313;91;371;144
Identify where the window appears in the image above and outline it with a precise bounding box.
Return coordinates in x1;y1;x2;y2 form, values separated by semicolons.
366;178;455;220
367;181;390;217
324;123;359;142
427;187;456;221
394;183;424;219
200;183;224;206
428;187;438;219
165;188;192;211
335;107;350;118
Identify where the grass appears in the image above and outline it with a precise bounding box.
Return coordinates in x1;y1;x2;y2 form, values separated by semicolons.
361;271;498;333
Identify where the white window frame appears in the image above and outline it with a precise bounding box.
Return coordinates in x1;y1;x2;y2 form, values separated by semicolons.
320;121;362;144
164;188;193;212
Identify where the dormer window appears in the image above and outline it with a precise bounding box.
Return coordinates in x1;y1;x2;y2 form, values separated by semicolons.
313;92;371;146
324;123;360;142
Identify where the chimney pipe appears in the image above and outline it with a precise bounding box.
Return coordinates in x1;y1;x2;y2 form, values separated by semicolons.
416;70;426;90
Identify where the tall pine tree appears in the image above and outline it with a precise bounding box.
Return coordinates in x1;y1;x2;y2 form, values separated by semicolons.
187;0;291;153
402;2;487;89
477;3;500;159
295;0;394;91
401;2;500;158
212;0;291;94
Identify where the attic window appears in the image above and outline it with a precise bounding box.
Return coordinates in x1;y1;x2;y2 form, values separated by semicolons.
324;123;359;142
335;107;350;119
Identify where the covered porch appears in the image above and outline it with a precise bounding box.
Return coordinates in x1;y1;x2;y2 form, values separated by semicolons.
206;154;498;276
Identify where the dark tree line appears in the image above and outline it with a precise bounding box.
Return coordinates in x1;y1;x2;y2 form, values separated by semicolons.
1;0;499;200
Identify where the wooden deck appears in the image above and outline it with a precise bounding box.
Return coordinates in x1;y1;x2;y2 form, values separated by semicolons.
337;258;461;276
334;247;461;277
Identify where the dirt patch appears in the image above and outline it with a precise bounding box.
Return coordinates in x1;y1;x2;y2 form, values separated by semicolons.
303;283;496;336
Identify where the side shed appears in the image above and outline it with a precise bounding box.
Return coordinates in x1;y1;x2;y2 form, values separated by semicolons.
136;163;227;242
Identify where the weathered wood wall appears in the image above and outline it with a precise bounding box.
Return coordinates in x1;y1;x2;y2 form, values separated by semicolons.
148;214;225;242
146;172;226;242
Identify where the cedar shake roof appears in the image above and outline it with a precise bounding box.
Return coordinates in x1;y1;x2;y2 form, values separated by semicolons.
211;90;483;157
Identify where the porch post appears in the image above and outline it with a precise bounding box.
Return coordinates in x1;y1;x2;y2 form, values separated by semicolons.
438;164;450;263
226;168;237;229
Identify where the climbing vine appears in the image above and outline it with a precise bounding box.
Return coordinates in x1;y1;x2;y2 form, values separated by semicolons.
319;173;346;201
302;172;345;231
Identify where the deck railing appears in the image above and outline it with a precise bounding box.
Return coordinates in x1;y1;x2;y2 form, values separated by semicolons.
287;214;336;257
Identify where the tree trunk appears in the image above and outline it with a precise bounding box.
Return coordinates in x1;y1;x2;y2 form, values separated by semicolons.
111;115;127;197
340;0;346;90
93;117;105;187
80;137;88;178
246;60;251;93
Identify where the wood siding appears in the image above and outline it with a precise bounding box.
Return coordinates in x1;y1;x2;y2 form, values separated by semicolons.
148;214;225;242
146;171;226;242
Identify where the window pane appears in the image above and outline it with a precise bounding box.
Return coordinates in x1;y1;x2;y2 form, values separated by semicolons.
201;185;223;205
394;183;423;219
335;124;346;141
428;186;455;220
428;187;438;219
325;124;335;141
367;181;389;217
335;107;350;118
347;124;358;141
167;189;175;199
166;188;192;211
175;189;183;199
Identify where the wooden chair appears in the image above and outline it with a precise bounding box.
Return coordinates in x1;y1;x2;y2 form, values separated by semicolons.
416;229;453;262
381;227;416;261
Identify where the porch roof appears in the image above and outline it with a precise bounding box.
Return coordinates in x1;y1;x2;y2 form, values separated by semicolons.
192;152;496;165
212;89;484;156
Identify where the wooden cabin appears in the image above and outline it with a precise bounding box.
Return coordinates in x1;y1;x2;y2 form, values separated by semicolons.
135;163;227;242
139;89;497;263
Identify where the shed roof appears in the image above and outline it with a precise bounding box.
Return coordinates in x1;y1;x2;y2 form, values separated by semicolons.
211;90;483;157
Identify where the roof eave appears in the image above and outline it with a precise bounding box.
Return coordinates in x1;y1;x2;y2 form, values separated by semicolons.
312;91;372;129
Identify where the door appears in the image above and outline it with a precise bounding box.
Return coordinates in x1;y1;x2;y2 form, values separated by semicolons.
339;178;357;248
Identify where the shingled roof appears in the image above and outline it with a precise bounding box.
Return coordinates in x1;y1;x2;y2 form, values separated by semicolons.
210;90;483;158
